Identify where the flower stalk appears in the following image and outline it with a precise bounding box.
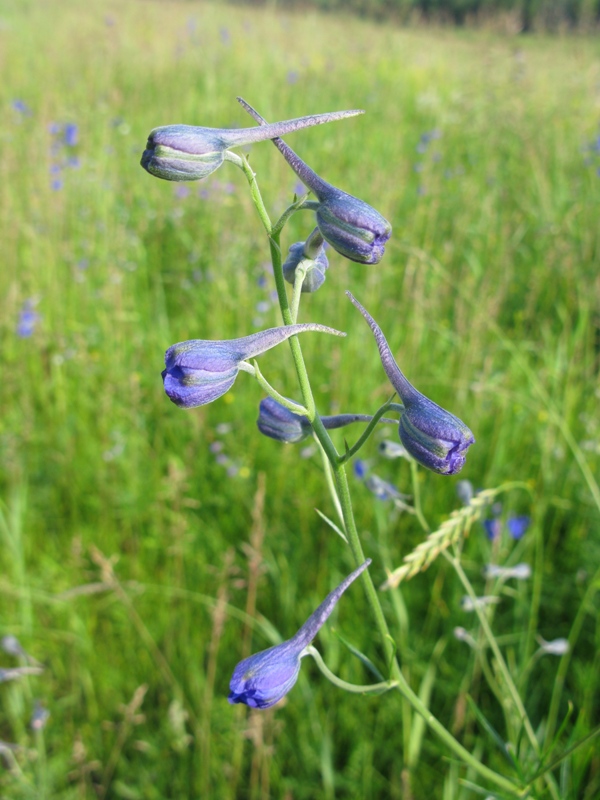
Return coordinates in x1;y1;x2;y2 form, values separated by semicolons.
242;160;524;797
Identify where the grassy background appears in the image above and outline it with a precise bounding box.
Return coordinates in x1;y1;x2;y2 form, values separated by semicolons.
1;1;599;797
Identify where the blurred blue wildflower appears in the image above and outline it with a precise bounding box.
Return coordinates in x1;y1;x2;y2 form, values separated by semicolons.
364;474;409;504
353;459;368;480
174;184;190;200
0;666;44;683
228;559;371;709
163;322;344;408
30;701;50;731
347;293;475;475
12;99;32;116
353;457;411;509
237;98;391;265
141;108;362;182
219;26;230;45
1;635;44;672
484;514;530;541
483;518;501;540
16;300;39;338
507;515;530;539
1;636;26;658
287;71;299;84
378;440;409;459
64;123;78;147
456;479;474;505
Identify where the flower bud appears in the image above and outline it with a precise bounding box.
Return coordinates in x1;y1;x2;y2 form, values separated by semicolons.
257;397;311;443
163;323;344;409
237;98;392;264
257;397;393;444
228;560;371;709
282;228;329;293
347;292;475;475
141;108;364;182
315;196;391;265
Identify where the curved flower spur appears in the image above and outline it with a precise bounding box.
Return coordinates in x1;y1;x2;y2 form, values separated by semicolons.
237;97;392;265
162;323;345;408
228;559;371;709
141;108;363;182
347;292;475;475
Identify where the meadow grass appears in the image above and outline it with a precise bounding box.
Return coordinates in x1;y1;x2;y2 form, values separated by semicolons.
0;1;599;797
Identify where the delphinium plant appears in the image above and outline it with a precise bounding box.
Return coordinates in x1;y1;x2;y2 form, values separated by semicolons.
140;100;594;798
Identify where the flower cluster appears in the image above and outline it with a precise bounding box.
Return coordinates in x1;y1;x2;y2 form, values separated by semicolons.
142;98;476;713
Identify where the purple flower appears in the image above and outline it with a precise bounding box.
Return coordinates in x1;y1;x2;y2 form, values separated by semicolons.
64;123;78;147
163;323;344;408
282;228;329;293
483;518;502;540
257;398;311;443
237;98;391;265
228;560;371;709
141;108;362;183
484;515;530;541
353;459;368;480
12;99;32;116
347;293;474;475
30;701;50;731
257;397;389;444
364;474;407;502
507;515;530;539
16;300;39;338
174;184;190;200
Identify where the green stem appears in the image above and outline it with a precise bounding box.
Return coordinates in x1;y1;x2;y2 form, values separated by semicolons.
304;646;398;695
316;437;346;536
272;193;311;238
245;164;524;798
409;460;430;534
329;461;523;796
337;396;397;464
239;154;272;235
249;361;308;416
